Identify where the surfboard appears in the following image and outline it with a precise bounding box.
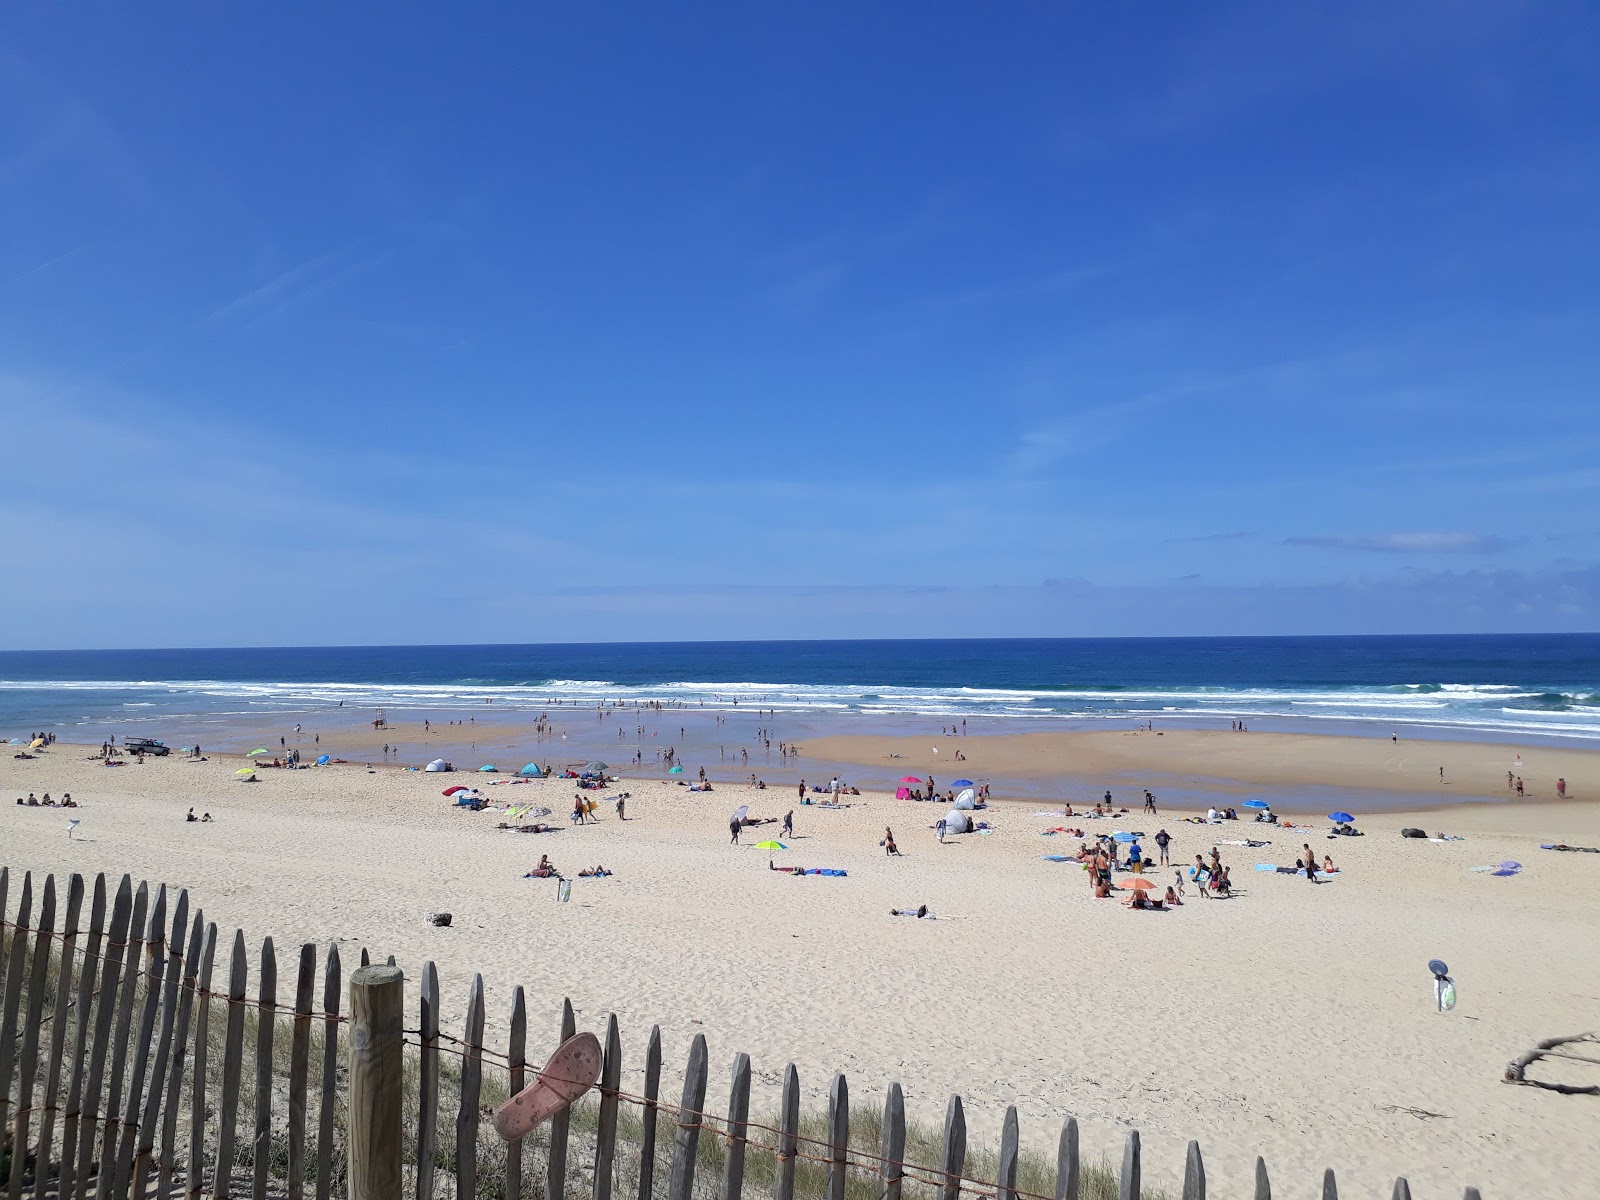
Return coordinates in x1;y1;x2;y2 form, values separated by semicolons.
493;1031;603;1142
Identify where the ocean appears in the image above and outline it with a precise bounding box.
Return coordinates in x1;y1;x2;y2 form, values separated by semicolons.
3;634;1599;743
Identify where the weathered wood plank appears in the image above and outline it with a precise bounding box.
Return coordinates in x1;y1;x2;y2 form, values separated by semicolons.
1321;1166;1336;1200
1181;1141;1205;1200
286;944;316;1200
720;1054;751;1200
453;975;485;1200
95;879;148;1195
72;876;132;1200
133;890;191;1200
664;1034;707;1200
880;1084;904;1200
58;874;109;1200
547;999;576;1200
1463;1188;1482;1200
414;962;440;1200
996;1106;1018;1200
0;872;32;1142
113;883;171;1200
1253;1157;1271;1200
771;1066;797;1200
591;1016;621;1200
185;923;221;1200
315;946;342;1200
506;989;526;1200
1118;1130;1140;1200
1392;1180;1412;1200
159;914;210;1200
348;965;404;1200
212;930;250;1200
1055;1117;1079;1200
8;875;56;1200
938;1096;965;1200
33;875;85;1200
636;1027;663;1200
824;1074;847;1200
251;938;278;1200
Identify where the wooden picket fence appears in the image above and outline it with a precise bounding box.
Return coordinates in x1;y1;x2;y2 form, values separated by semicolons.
1;868;1485;1200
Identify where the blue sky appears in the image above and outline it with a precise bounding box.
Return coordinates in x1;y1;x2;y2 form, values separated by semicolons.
2;3;1598;647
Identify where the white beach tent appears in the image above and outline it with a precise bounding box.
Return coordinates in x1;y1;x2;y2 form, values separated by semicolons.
424;758;449;773
943;807;972;834
953;788;977;810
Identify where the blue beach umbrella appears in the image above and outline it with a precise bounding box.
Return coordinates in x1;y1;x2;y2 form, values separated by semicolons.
668;765;684;774
1243;799;1269;810
951;779;974;787
1328;811;1355;824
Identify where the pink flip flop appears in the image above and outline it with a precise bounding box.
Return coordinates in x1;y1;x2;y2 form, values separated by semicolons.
493;1031;604;1141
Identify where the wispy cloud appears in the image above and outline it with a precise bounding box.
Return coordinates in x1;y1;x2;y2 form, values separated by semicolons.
1286;532;1511;554
1165;531;1254;544
196;238;393;330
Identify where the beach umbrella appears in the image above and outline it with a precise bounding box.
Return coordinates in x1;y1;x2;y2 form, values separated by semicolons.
753;838;787;864
478;764;498;772
1112;831;1137;843
951;779;974;787
316;754;331;766
29;738;45;749
668;765;684;774
443;786;468;796
235;768;256;777
1328;811;1356;824
899;775;923;783
1243;799;1269;809
1499;860;1523;871
247;748;269;757
1120;877;1156;890
584;761;609;772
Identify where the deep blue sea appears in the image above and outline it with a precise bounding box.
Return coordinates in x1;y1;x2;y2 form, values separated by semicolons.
3;634;1599;742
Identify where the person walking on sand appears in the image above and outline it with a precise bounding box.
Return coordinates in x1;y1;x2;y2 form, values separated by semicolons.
615;795;626;821
1155;828;1171;866
1302;843;1319;883
781;809;793;838
730;816;741;844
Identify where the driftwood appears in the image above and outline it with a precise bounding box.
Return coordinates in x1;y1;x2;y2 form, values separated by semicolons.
1504;1032;1600;1095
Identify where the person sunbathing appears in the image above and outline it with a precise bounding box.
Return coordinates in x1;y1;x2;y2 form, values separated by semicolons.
524;854;559;878
62;794;77;807
1163;886;1182;906
890;905;932;918
578;865;611;877
1321;855;1337;873
186;808;198;822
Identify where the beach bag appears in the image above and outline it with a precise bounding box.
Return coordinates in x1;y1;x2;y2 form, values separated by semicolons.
1400;827;1426;839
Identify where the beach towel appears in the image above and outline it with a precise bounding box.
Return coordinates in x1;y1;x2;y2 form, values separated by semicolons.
1253;863;1278;872
1041;855;1072;862
1540;843;1600;852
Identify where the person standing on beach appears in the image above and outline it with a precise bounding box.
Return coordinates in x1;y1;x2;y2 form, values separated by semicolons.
798;780;806;801
729;816;741;844
1302;844;1319;882
1144;790;1156;814
1155;828;1170;865
781;810;793;837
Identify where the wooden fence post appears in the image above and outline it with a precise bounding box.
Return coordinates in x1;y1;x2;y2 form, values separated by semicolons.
159;915;211;1200
1321;1167;1336;1199
1463;1188;1482;1200
78;878;133;1200
636;1027;663;1200
185;923;221;1200
825;1074;848;1200
547;999;577;1200
34;874;85;1200
213;930;250;1200
415;963;440;1200
665;1034;708;1200
454;975;485;1200
0;872;34;1152
246;938;277;1200
1253;1157;1271;1200
880;1084;905;1200
349;964;405;1200
59;875;109;1200
1118;1131;1140;1200
286;944;317;1200
1055;1117;1078;1200
134;891;192;1200
8;874;55;1200
771;1066;798;1200
506;988;526;1200
1181;1141;1204;1200
1392;1180;1412;1200
592;1016;622;1200
721;1053;751;1200
316;946;343;1200
996;1107;1018;1200
938;1096;965;1200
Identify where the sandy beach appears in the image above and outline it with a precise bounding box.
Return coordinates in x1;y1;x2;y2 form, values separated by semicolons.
807;728;1600;806
4;736;1598;1198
